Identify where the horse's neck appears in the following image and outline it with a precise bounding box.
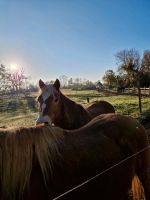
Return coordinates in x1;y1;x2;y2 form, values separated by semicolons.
58;93;91;129
61;92;75;106
60;93;77;118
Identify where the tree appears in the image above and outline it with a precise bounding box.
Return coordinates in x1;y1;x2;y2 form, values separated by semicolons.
141;50;150;87
116;49;150;113
7;68;28;95
0;64;11;94
59;75;68;87
74;78;80;84
116;74;127;92
68;78;73;85
142;50;150;70
102;70;117;88
0;64;6;92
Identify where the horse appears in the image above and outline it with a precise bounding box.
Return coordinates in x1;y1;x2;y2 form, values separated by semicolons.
85;100;115;118
36;79;115;129
0;113;150;200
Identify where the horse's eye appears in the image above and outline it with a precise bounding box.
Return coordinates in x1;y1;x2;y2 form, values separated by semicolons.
54;98;58;102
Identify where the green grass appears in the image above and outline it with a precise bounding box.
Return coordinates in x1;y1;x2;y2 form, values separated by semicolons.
63;89;150;117
0;94;38;127
0;89;150;127
0;113;37;127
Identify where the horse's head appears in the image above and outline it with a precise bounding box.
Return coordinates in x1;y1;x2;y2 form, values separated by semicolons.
36;79;61;125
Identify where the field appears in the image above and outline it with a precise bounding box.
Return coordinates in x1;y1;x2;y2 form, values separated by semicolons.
0;89;150;128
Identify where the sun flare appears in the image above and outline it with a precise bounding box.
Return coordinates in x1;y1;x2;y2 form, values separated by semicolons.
10;64;18;71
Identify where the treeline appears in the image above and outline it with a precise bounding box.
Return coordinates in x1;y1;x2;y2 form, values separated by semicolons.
102;49;150;90
64;82;96;90
102;49;150;113
49;76;97;90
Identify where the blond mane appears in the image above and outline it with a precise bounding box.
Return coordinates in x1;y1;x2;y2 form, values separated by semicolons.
0;125;63;199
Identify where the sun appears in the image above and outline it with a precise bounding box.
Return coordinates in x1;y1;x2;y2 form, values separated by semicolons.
10;64;18;71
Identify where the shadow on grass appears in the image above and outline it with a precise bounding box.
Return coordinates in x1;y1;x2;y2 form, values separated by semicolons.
25;96;38;112
0;95;38;114
139;109;150;125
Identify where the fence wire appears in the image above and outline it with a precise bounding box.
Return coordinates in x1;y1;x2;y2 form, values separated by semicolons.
52;145;150;200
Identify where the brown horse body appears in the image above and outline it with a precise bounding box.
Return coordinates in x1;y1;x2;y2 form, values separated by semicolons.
0;114;150;200
36;79;115;129
86;100;115;118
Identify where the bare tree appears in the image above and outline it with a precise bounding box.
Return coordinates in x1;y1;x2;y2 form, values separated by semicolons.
8;68;28;96
59;75;68;87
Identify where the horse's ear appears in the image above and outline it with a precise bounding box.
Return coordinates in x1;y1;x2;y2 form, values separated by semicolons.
39;79;45;89
53;79;60;90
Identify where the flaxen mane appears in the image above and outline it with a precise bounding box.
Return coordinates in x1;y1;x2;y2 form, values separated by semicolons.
0;125;63;199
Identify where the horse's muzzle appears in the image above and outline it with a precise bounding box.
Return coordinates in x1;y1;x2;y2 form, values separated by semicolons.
35;115;51;125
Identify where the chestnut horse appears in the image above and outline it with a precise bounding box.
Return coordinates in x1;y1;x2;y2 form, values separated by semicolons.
0;113;150;200
36;79;115;129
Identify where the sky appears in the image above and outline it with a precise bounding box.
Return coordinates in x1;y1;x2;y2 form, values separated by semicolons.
0;0;150;83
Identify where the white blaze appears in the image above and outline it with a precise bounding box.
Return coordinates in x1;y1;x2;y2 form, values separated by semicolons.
36;84;55;125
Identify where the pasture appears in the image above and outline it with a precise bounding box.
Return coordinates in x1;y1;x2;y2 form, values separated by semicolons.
0;89;150;127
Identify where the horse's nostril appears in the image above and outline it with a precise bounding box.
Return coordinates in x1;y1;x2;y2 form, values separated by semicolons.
35;120;40;125
44;122;49;125
54;98;58;102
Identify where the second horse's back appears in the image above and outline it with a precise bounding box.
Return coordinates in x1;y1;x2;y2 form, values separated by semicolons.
86;100;115;118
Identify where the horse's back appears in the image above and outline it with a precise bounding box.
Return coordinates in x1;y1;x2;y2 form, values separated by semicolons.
87;113;148;146
1;114;150;200
51;120;134;200
86;101;115;118
84;113;150;200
